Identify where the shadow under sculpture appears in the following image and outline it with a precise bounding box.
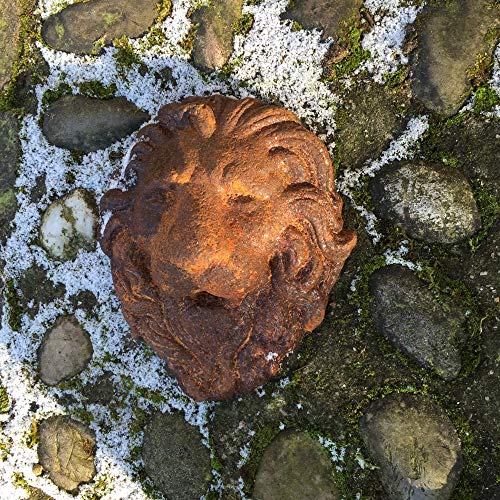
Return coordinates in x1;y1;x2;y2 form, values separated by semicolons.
100;95;356;401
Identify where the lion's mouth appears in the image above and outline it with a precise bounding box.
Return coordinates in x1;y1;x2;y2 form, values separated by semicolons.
186;290;238;309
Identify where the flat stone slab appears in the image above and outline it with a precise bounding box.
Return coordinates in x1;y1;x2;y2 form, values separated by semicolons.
370;265;465;380
281;0;362;40
191;0;244;71
38;316;93;385
38;415;96;492
0;0;21;90
42;0;161;55
411;0;500;117
42;95;149;152
142;411;211;499
360;393;462;499
253;431;340;500
0;111;20;245
371;162;480;244
40;189;98;261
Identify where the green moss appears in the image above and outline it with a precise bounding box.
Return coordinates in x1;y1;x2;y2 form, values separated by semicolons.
25;419;38;448
41;82;72;107
383;65;409;89
78;80;117;99
233;13;254;36
0;384;9;413
327;26;370;80
113;36;142;69
180;23;199;55
469;179;500;252
5;278;22;332
473;85;500;114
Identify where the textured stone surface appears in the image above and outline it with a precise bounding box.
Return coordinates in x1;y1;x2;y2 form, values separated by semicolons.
38;415;96;491
370;265;465;380
0;0;21;90
38;316;93;385
360;394;463;499
42;95;149;152
142;412;211;499
371;162;480;244
42;0;161;55
410;0;500;117
281;0;362;40
335;83;404;170
82;372;116;404
191;0;244;70
40;189;98;261
253;431;340;500
0;111;20;245
100;95;356;401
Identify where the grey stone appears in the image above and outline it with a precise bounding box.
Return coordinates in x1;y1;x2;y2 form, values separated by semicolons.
40;189;98;261
42;0;161;55
39;316;93;385
371;162;480;244
38;415;96;492
0;111;20;245
370;265;465;380
360;394;462;500
281;0;362;40
253;431;340;500
410;0;500;117
42;95;149;152
335;83;405;170
191;0;244;71
0;0;21;90
142;411;211;499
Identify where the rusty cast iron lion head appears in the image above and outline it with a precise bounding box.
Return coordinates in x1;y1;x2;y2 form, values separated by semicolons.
100;95;356;401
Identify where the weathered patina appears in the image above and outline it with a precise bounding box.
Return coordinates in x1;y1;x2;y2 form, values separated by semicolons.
100;95;356;400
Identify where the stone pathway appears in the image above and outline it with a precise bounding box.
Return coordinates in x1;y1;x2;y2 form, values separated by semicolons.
0;0;498;499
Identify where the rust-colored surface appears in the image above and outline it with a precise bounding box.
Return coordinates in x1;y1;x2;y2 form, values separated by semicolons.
100;95;356;401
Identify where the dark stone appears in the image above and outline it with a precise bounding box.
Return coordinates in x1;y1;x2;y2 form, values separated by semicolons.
360;393;462;499
99;95;356;401
142;411;211;499
38;415;96;492
82;372;115;404
370;265;465;380
38;316;93;385
0;0;21;90
281;0;362;40
253;431;340;500
335;83;405;170
410;0;500;117
371;162;480;244
191;0;244;71
0;111;20;245
42;95;149;152
42;0;161;55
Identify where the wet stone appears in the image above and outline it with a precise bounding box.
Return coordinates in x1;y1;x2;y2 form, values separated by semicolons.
410;0;500;117
0;0;21;90
0;111;20;245
42;0;161;55
42;95;149;153
370;265;465;380
40;189;98;261
253;431;340;500
191;0;244;71
142;411;211;499
38;316;93;386
371;162;480;244
360;393;462;500
38;415;96;492
281;0;362;40
335;83;404;170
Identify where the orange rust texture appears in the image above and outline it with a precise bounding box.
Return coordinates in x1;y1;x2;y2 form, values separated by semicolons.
100;95;356;401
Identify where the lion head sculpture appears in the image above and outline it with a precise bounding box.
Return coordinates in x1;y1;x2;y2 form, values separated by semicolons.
100;95;356;401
